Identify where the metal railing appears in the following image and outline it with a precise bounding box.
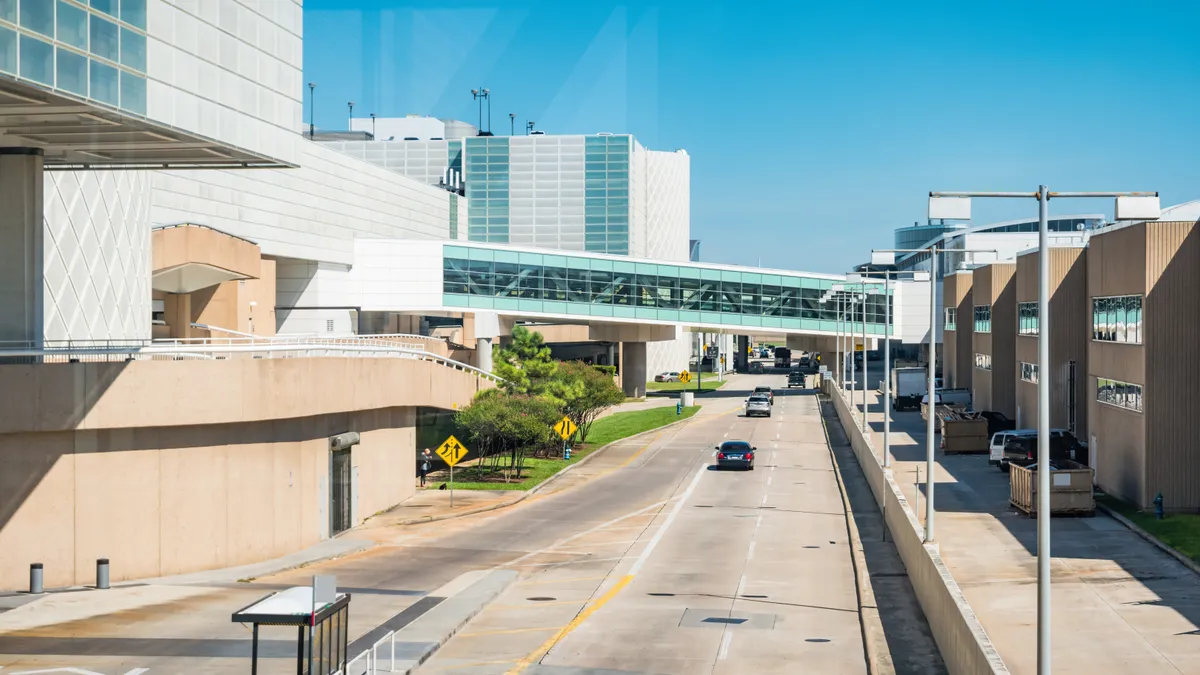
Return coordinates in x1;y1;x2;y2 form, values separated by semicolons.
0;342;500;382
331;629;402;675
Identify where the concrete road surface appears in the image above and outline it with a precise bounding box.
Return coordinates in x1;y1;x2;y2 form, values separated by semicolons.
0;373;942;675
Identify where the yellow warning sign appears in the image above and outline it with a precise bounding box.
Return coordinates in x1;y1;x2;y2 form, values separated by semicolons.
436;435;469;467
679;370;692;383
554;416;578;440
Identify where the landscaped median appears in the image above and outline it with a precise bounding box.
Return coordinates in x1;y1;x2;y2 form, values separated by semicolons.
424;404;700;491
1098;494;1200;566
646;379;726;393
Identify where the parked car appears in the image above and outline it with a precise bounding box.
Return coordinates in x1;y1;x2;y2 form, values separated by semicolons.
654;372;681;382
753;385;774;404
989;429;1035;466
744;394;772;417
787;371;805;388
978;411;1016;437
714;441;756;470
1002;430;1084;472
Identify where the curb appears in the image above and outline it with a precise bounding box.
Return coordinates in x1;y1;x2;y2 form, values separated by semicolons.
1096;503;1200;576
819;398;893;675
395;411;701;527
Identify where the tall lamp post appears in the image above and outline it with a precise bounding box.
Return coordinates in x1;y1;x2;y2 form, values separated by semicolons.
370;113;376;139
509;113;516;136
307;82;316;139
928;189;1159;675
471;88;491;134
526;120;535;135
347;101;354;130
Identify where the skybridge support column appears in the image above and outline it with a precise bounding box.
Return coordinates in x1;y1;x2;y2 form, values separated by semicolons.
621;342;648;397
0;149;45;346
735;336;749;372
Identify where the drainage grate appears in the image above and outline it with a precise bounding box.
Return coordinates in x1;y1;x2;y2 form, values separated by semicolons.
703;617;748;625
741;594;768;599
647;592;675;597
806;638;831;643
526;597;557;602
804;545;820;549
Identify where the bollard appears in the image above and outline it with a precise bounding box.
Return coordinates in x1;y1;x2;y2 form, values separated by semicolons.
96;558;110;589
29;563;44;594
1154;492;1165;520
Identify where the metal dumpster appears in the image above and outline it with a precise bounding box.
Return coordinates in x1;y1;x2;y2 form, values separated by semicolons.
1010;459;1095;517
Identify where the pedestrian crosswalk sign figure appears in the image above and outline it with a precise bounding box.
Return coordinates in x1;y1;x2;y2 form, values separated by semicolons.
436;435;468;467
554;416;578;440
679;370;692;383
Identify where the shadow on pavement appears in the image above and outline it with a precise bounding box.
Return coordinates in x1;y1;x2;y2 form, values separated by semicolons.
821;397;949;675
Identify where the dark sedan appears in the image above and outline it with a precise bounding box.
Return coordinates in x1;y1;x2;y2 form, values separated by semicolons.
714;441;756;470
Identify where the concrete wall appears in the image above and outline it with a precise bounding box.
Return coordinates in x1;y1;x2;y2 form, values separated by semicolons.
943;272;973;391
1087;224;1148;506
0;357;492;590
824;382;1009;675
1014;247;1088;435
972;264;1016;418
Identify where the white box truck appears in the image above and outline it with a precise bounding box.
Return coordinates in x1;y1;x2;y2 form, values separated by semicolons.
891;367;927;411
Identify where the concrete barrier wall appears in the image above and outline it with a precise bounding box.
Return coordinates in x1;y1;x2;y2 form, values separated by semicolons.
824;382;1009;675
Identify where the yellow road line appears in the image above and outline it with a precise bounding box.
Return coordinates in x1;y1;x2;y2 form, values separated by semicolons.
522;575;612;585
504;574;634;675
458;626;562;638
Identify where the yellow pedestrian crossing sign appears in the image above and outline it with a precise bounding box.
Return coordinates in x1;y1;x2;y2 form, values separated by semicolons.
554;416;578;440
679;370;692;383
436;435;469;467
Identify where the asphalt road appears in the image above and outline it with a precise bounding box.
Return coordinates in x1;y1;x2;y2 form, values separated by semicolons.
0;373;943;675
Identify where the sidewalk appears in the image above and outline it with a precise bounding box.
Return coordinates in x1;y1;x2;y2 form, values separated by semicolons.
848;388;1200;674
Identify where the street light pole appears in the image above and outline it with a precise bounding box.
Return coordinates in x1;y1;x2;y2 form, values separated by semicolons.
928;188;1159;675
861;287;868;433
926;246;938;541
347;101;354;130
509;113;515;136
370;113;376;139
307;82;315;139
883;274;891;468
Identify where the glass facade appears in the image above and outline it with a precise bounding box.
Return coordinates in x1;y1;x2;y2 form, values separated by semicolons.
1092;295;1142;343
975;353;991;370
974;305;991;333
0;0;148;114
583;135;630;254
464;136;510;243
1018;301;1039;336
944;307;956;331
894;223;965;251
1097;377;1142;413
441;245;892;333
448;193;459;240
1020;361;1038;383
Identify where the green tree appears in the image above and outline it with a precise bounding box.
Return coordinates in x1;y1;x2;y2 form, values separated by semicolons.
455;392;561;481
554;360;626;443
492;325;559;396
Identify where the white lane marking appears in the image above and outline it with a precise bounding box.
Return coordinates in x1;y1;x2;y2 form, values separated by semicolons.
756;513;763;528
718;630;734;660
767;475;773;486
723;432;729;438
761;493;769;506
629;466;706;576
747;541;756;560
736;574;748;595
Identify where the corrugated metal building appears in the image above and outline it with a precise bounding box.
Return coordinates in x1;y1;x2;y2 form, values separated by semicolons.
942;271;973;391
1014;246;1088;436
971;263;1017;418
1087;220;1200;510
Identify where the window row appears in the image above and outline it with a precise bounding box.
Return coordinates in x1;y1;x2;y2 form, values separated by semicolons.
975;353;991;370
442;258;892;322
1018;302;1039;336
944;307;957;330
1097;377;1142;413
974;305;991;333
2;1;145;68
1020;362;1039;383
0;31;144;113
1093;295;1142;344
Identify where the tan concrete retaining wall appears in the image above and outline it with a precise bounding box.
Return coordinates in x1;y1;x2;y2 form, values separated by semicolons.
0;358;491;591
824;382;1009;675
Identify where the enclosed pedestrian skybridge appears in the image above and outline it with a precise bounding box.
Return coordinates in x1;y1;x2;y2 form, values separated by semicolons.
350;241;899;340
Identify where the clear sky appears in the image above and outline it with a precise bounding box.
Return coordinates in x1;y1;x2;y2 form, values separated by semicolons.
304;0;1200;274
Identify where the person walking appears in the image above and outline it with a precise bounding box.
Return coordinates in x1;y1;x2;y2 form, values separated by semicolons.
419;449;433;488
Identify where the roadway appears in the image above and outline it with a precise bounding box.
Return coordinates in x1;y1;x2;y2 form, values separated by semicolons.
0;373;943;675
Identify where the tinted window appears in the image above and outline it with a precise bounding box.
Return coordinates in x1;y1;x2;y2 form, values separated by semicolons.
721;442;751;451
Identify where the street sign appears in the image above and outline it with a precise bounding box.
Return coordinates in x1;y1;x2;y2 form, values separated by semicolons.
554;416;578;440
855;343;865;351
436;435;469;467
679;370;692;383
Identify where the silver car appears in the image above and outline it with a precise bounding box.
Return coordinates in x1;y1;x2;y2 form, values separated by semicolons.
744;394;771;418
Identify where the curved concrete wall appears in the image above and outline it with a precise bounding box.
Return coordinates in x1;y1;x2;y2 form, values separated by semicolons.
0;357;493;590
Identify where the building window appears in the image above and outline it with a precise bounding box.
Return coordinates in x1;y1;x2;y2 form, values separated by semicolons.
1018;302;1039;336
973;305;991;333
1096;377;1142;413
1020;362;1039;383
975;353;991;371
1092;295;1142;344
944;307;956;331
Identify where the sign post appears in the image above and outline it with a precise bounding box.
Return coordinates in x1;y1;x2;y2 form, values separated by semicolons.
435;435;469;507
554;416;578;460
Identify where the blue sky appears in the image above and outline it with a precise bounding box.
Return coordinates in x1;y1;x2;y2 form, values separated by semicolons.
304;0;1200;274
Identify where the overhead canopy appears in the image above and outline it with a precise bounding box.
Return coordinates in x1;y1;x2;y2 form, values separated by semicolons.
152;224;262;294
0;75;291;169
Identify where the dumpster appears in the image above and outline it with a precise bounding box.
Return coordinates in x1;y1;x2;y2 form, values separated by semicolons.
940;418;989;454
1010;460;1094;517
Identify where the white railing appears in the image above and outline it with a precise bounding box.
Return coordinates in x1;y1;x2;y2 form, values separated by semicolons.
158;335;432;353
0;342;501;382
